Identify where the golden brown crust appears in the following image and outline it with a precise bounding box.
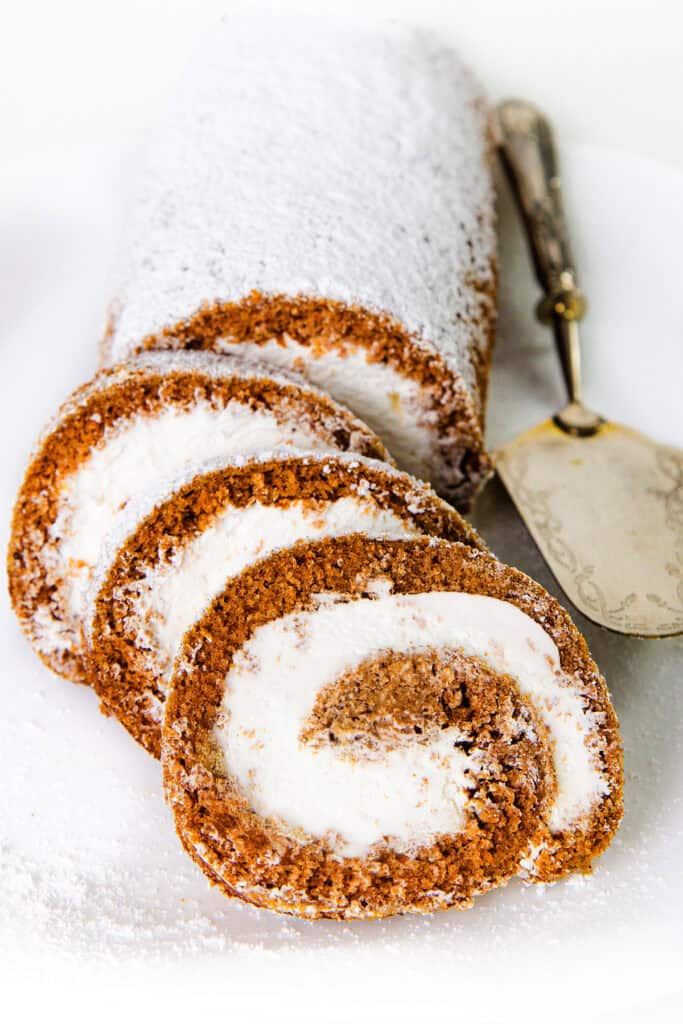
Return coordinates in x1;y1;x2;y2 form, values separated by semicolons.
163;536;623;918
105;292;495;508
88;455;485;759
7;363;390;683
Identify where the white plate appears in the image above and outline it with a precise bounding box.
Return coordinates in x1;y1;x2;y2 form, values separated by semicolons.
1;142;682;1022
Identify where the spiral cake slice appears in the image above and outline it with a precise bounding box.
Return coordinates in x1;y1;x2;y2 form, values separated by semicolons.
88;451;483;759
163;536;622;919
7;352;390;682
102;17;497;506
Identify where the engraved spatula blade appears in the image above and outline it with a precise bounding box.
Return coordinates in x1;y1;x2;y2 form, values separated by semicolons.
494;101;683;637
496;420;683;637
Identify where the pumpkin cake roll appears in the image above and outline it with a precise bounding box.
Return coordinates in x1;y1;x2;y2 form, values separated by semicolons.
102;16;497;507
162;536;623;919
87;451;483;759
7;351;390;682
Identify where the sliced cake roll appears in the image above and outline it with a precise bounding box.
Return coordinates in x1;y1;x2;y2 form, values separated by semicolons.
7;352;390;683
87;451;484;758
102;17;497;507
163;535;623;919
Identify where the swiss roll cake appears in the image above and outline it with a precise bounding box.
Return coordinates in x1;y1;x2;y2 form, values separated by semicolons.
162;535;623;919
7;351;390;682
87;450;483;757
101;17;497;507
6;13;624;923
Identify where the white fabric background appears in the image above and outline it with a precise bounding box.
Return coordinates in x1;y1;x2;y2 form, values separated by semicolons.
2;0;683;167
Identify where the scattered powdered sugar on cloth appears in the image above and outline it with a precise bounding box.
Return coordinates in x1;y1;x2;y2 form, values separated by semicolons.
2;586;681;964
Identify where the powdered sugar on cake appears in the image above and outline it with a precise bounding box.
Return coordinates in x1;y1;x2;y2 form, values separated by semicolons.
108;18;495;375
102;17;496;500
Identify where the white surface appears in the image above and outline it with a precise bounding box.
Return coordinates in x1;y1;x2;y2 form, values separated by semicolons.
3;0;683;169
220;588;605;853
2;22;683;1024
489;148;683;452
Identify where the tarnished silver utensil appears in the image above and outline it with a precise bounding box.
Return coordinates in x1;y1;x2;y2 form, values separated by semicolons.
494;99;683;637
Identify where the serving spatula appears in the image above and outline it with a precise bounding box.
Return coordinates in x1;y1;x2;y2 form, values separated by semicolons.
493;99;683;637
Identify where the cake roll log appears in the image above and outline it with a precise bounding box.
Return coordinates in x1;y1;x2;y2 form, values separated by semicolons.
163;536;623;919
102;17;497;507
88;450;484;759
7;352;391;683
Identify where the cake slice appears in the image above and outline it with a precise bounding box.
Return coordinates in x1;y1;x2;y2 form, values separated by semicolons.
87;451;484;758
7;351;389;682
163;535;623;919
102;17;497;507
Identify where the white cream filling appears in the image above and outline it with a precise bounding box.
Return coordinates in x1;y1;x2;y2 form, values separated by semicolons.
213;339;435;483
50;401;343;629
134;497;416;682
216;590;609;856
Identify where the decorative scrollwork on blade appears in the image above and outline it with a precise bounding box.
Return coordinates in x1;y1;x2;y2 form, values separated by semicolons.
499;443;683;636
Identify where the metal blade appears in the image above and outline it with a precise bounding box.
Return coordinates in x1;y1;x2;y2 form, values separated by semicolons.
495;420;683;637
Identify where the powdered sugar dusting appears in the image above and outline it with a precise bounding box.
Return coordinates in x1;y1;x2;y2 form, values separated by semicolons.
103;16;496;496
108;17;495;376
3;616;680;966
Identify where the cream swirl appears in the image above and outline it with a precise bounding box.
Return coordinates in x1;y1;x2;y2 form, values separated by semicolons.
52;401;345;627
216;589;609;855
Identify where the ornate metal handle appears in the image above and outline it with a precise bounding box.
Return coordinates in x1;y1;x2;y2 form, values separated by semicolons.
495;99;599;431
495;99;586;324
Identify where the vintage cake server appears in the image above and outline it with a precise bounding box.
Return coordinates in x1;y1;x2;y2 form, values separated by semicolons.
493;99;683;637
